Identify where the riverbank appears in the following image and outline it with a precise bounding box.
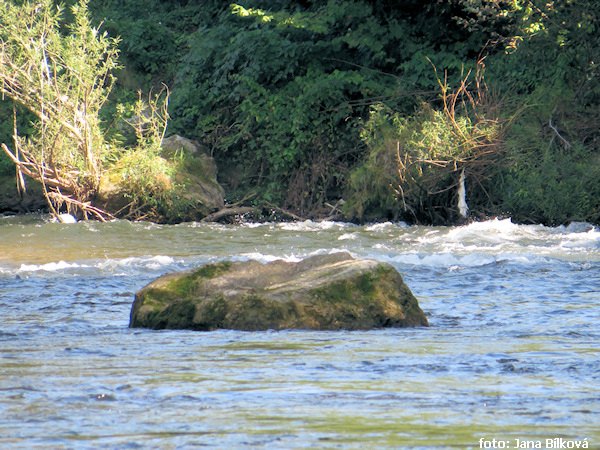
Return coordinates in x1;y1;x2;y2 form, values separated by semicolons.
0;174;46;216
2;171;597;228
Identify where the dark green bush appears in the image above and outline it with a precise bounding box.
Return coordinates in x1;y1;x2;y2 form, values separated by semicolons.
0;100;36;176
345;72;505;225
482;0;600;225
495;144;600;225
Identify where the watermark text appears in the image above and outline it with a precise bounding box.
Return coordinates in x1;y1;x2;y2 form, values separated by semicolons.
479;438;589;449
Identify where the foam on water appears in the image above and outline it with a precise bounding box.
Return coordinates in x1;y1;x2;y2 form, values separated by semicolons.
235;249;349;264
18;260;85;272
236;252;303;263
1;217;598;277
365;221;409;231
397;218;600;262
277;219;351;231
5;255;180;278
376;251;548;268
96;255;178;274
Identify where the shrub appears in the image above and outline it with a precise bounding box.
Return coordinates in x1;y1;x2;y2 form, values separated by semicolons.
0;0;119;218
169;1;501;217
107;87;191;222
345;65;504;223
0;0;178;221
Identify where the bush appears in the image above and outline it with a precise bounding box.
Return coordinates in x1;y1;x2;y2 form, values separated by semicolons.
498;148;600;225
0;0;120;218
345;66;504;224
106;87;191;222
83;0;598;225
0;101;37;177
1;0;180;221
482;0;600;225
0;153;13;177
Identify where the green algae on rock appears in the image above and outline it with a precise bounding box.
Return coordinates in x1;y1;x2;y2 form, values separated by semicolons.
130;252;429;331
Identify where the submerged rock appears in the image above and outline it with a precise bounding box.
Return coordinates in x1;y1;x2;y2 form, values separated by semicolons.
130;252;429;331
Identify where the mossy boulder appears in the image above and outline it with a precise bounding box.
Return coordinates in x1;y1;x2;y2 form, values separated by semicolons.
130;252;429;331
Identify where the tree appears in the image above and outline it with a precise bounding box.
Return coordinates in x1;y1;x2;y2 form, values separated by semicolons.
0;0;119;220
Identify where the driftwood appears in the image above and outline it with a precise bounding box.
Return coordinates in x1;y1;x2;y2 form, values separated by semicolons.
264;203;304;221
200;202;307;223
201;192;262;223
2;142;115;221
46;191;115;222
324;199;345;220
200;206;256;223
1;143;79;194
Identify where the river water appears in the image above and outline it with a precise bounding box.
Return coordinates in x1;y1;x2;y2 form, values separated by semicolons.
1;215;599;449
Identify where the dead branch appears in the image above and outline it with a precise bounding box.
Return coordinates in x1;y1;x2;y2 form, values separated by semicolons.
46;191;115;222
548;119;572;149
200;206;257;223
121;201;153;221
266;203;305;221
2;143;78;193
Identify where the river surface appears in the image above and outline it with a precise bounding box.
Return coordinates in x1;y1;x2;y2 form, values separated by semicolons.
1;216;599;449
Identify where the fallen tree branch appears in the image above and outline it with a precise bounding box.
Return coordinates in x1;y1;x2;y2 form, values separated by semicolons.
264;202;304;221
2;143;79;193
122;201;153;221
549;119;572;149
324;199;345;220
200;206;256;223
46;191;115;222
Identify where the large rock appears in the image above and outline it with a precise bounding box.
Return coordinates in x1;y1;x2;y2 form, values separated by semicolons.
161;135;225;217
130;252;429;331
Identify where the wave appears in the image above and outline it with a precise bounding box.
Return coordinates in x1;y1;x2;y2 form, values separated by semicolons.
399;218;599;256
235;252;303;263
1;218;597;279
18;260;85;272
276;219;352;231
374;252;547;268
0;249;593;280
1;255;183;278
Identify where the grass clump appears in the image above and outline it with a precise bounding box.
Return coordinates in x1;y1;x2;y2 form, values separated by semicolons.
164;261;233;298
104;87;194;222
191;261;233;280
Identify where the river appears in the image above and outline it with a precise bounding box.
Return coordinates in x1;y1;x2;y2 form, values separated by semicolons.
1;215;599;449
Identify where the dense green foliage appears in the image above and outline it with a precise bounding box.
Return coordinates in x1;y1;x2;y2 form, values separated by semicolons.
0;0;121;218
103;0;596;224
2;0;599;224
0;102;34;176
167;0;502;217
347;73;505;224
484;0;600;224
